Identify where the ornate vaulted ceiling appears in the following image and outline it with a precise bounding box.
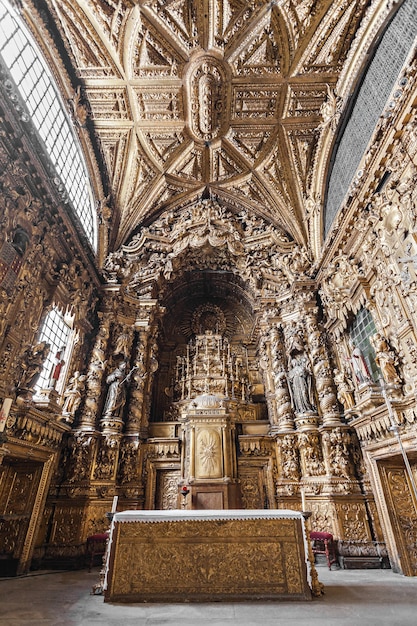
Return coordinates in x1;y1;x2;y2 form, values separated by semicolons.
43;0;371;251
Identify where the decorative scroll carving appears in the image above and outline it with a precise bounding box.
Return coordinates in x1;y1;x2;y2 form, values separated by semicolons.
280;434;301;481
93;436;119;480
323;428;354;479
298;432;325;477
103;197;293;299
65;434;93;483
319;255;359;321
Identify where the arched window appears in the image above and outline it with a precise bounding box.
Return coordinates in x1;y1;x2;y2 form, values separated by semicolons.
349;308;378;382
324;0;417;235
34;307;75;394
0;0;98;250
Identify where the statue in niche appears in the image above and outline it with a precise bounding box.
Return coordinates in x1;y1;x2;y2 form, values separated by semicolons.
286;322;304;356
113;328;130;358
11;226;30;256
48;347;65;389
62;371;87;420
370;333;402;385
287;354;316;414
333;368;355;411
103;361;129;418
18;341;51;391
348;341;372;385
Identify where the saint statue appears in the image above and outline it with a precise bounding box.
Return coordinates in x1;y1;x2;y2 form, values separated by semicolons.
287;354;316;414
49;347;65;388
348;341;372;385
333;368;355;411
19;341;51;391
370;333;401;385
102;362;129;418
62;371;87;420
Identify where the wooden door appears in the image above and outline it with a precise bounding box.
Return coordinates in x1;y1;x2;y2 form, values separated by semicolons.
0;459;42;575
378;458;417;576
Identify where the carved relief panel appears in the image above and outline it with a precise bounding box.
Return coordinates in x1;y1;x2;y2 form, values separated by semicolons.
379;461;417;576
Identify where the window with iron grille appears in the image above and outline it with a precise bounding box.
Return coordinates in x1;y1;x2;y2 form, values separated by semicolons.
34;307;72;393
0;0;97;250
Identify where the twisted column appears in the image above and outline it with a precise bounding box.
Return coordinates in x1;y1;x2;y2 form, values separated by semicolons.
78;314;111;431
305;308;343;427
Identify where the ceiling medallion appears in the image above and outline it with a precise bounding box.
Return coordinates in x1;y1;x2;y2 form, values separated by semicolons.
185;53;230;143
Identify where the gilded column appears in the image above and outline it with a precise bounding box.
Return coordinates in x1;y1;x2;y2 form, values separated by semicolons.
270;324;295;433
305;307;343;427
78;314;111;431
99;322;136;436
139;326;160;439
257;320;279;429
125;330;147;436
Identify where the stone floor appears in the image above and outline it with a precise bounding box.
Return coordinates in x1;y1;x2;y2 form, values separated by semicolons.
1;565;417;626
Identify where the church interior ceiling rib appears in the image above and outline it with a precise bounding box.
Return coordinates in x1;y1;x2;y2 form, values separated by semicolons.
43;0;372;251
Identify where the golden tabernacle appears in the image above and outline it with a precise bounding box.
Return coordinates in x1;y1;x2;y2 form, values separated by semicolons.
104;510;312;603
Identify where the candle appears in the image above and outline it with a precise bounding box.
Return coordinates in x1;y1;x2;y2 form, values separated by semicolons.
111;496;118;513
0;398;12;433
300;487;306;512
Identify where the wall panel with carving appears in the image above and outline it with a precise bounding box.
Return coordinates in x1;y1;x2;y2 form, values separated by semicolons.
0;63;100;575
317;60;417;574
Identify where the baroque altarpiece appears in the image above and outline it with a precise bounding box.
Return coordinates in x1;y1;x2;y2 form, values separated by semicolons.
0;0;416;580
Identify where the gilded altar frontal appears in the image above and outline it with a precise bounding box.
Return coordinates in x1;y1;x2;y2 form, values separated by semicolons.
0;0;417;589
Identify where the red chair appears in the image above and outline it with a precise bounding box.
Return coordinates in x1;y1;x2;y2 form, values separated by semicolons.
86;532;109;571
310;531;338;570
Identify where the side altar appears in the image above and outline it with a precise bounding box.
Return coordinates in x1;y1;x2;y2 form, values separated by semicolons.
104;509;313;602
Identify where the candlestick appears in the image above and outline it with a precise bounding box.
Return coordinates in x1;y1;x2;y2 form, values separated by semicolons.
0;398;12;433
111;495;118;513
300;487;306;512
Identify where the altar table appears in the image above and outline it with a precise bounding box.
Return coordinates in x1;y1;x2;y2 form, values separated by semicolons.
104;509;312;602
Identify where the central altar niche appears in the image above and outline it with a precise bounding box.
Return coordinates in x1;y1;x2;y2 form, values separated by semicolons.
172;304;254;509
